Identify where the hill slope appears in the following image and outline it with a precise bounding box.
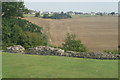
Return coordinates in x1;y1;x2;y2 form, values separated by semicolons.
2;52;118;78
23;16;118;52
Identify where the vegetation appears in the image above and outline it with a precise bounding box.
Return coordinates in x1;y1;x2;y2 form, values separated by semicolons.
110;12;115;16
42;13;50;18
104;50;120;54
62;33;87;52
23;14;35;17
2;2;26;18
71;14;100;19
50;12;72;19
42;12;72;19
2;52;118;78
2;2;48;49
2;18;48;49
35;12;40;17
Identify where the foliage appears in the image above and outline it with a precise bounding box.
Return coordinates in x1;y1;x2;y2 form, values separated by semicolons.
42;14;50;18
50;13;72;19
25;32;48;48
62;33;87;52
2;2;48;49
35;12;40;17
48;44;58;48
2;2;27;18
110;12;115;16
2;18;48;49
104;50;120;54
42;12;72;19
24;8;30;14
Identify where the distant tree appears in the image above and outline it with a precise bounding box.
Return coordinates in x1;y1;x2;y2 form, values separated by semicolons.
35;12;40;17
24;8;30;14
61;11;64;14
42;14;50;18
100;13;103;16
111;12;115;16
62;33;87;52
2;2;26;18
50;13;71;19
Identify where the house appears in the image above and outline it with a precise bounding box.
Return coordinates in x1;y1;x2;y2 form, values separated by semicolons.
90;12;96;15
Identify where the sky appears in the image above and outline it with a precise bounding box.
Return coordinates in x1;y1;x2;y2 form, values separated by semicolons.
24;0;119;2
24;2;118;13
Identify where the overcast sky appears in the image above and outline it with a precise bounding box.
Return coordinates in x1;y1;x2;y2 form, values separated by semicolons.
24;2;118;13
24;0;119;2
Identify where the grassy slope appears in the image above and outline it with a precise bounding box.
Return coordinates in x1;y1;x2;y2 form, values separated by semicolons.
2;52;118;78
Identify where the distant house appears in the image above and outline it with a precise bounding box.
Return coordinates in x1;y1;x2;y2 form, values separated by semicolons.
90;12;96;15
39;11;43;15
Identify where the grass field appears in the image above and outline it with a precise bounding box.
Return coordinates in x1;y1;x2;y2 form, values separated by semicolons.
2;52;118;78
23;14;35;17
23;16;118;52
71;14;100;18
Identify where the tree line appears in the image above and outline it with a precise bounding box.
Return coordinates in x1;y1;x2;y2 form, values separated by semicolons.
35;12;72;19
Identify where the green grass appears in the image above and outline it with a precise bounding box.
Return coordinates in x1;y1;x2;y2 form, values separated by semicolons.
2;52;118;78
70;14;100;18
70;14;112;19
23;14;35;17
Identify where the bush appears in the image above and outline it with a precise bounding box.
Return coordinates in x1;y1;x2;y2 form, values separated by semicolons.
42;14;51;18
104;50;120;54
50;13;72;19
35;12;40;17
2;18;48;49
62;33;87;52
42;12;72;19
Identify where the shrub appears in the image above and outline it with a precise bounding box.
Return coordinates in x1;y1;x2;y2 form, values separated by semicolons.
2;18;48;49
35;12;40;17
42;14;50;18
104;50;120;54
42;12;72;19
62;33;87;52
50;13;72;19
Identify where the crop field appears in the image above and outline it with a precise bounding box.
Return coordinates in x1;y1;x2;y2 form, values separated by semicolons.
23;16;118;52
2;52;118;78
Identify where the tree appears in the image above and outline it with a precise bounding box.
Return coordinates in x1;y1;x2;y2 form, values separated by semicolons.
42;12;71;19
110;12;115;16
42;13;50;18
2;2;26;18
62;33;87;52
100;13;103;16
2;18;48;49
24;8;30;14
35;12;40;17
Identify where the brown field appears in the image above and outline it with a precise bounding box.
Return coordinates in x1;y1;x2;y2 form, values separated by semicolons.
23;16;118;52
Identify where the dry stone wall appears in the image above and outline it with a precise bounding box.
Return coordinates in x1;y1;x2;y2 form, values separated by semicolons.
6;45;25;54
6;45;120;59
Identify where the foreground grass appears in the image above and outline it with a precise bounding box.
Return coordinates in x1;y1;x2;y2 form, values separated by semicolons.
2;52;118;78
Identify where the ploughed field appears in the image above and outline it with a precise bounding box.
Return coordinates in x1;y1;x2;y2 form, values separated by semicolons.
2;52;118;78
23;16;118;52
